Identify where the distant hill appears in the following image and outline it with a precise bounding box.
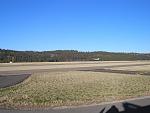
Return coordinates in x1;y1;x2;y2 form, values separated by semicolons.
0;49;150;63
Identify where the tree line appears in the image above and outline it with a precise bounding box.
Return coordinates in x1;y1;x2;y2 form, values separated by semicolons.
0;49;150;63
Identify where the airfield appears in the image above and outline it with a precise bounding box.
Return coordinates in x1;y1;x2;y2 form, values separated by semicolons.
1;61;150;74
0;61;150;112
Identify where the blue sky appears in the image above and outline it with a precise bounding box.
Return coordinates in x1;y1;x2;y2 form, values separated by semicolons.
0;0;150;53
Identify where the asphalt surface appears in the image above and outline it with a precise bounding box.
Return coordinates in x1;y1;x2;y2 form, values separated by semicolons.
0;96;150;113
0;74;31;88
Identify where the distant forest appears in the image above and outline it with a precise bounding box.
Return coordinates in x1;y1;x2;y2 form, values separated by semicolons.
0;49;150;63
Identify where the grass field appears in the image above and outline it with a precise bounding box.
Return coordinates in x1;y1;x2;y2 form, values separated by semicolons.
0;71;150;109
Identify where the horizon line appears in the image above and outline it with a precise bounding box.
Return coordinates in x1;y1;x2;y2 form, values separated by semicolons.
1;48;150;54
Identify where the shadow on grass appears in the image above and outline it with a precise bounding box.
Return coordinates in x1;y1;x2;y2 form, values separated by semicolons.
100;102;150;113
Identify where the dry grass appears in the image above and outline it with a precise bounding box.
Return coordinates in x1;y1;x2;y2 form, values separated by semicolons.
0;71;150;109
110;65;150;72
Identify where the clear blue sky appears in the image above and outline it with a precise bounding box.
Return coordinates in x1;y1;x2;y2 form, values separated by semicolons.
0;0;150;53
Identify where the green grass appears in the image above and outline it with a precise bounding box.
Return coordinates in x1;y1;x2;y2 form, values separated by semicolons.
0;71;150;109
